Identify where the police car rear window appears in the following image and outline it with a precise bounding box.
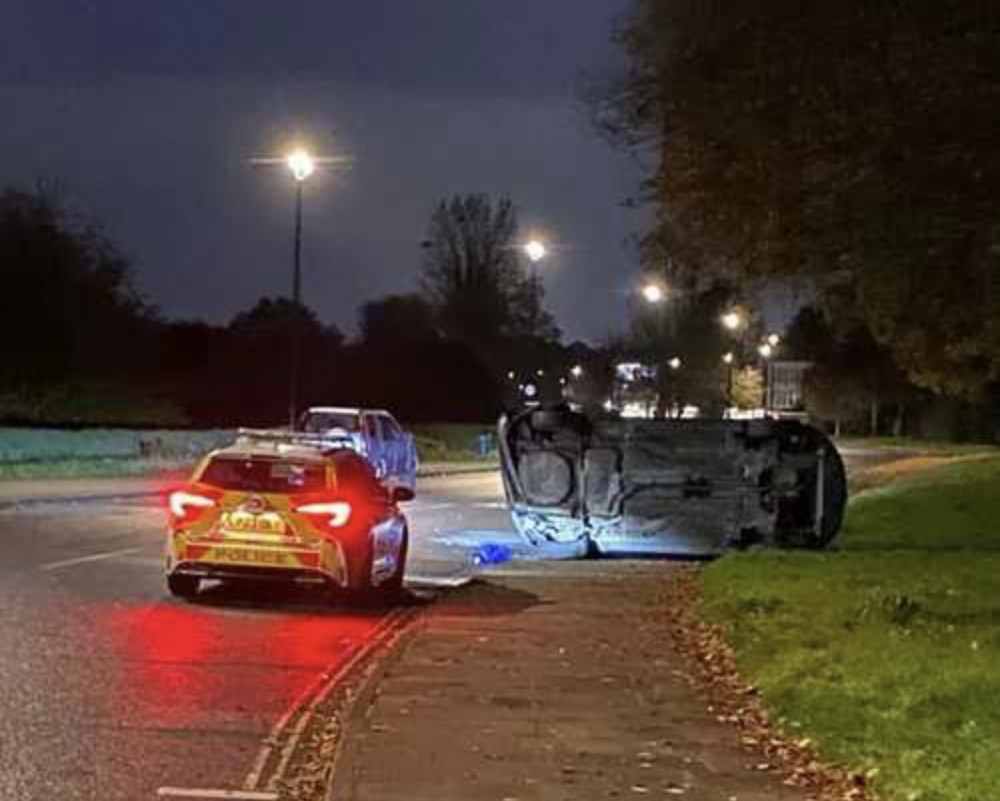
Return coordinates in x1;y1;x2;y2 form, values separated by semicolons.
200;458;327;493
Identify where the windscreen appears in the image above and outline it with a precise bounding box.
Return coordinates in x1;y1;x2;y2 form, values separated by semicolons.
301;411;360;433
200;457;327;493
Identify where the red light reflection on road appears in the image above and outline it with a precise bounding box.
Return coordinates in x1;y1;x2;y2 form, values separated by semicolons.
98;600;384;731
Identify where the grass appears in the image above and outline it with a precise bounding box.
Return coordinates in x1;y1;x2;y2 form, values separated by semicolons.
698;456;1000;801
411;423;497;463
835;435;997;454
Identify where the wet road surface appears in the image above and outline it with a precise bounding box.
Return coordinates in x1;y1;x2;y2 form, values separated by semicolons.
0;471;511;801
0;447;887;800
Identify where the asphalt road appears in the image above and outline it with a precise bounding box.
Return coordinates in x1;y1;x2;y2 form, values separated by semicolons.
0;471;512;801
0;448;888;800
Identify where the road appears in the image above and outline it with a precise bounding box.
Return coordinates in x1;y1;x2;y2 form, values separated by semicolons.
0;471;511;801
0;446;887;800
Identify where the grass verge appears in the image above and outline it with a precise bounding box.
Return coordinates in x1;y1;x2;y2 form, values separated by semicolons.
698;456;1000;801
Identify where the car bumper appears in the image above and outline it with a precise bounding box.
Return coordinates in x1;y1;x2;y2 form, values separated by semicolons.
166;533;348;587
169;561;334;586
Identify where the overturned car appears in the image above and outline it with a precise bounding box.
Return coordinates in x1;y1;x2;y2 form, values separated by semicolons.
498;406;846;556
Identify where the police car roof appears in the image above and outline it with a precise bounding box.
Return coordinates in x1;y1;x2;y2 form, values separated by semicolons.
207;442;362;464
304;406;391;416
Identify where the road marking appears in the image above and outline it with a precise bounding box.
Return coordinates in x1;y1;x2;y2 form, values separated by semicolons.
157;789;278;800
244;607;416;792
39;546;141;571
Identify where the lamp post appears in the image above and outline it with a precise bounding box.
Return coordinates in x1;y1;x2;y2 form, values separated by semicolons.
251;146;347;428
523;239;547;334
285;149;315;428
758;341;775;411
722;351;735;410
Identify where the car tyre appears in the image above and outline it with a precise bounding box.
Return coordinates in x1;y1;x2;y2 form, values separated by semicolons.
167;573;200;599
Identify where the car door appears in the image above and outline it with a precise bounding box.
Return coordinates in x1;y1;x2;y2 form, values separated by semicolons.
377;414;404;483
361;413;385;477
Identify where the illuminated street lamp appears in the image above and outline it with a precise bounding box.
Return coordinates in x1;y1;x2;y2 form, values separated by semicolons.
286;149;316;182
668;356;682;370
570;364;584;378
522;239;547;333
758;342;774;359
507;370;516;380
251;145;348;427
723;352;735;408
287;148;316;428
524;239;547;262
767;333;781;347
721;310;743;331
642;283;666;304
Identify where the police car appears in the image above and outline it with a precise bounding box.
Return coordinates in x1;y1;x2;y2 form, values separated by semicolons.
164;430;411;599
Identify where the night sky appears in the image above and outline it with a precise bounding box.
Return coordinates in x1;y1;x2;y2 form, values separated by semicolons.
1;0;652;342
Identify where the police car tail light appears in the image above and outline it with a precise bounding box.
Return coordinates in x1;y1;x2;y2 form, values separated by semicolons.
295;500;352;531
167;489;217;526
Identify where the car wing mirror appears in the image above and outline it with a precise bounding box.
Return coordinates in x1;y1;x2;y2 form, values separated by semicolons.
391;486;415;503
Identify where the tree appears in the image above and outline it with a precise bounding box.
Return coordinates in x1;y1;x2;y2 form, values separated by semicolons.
785;306;917;435
226;298;344;423
0;187;153;386
359;294;438;346
598;0;1000;398
420;194;558;346
626;281;744;415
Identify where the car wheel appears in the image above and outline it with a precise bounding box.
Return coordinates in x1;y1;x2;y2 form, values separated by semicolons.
167;573;199;599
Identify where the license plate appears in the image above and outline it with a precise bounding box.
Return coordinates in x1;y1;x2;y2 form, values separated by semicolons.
220;510;286;534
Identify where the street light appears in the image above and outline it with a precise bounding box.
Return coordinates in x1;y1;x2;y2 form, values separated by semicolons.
570;364;584;378
522;239;547;333
767;333;781;347
721;310;743;331
524;240;547;262
286;148;317;428
642;283;666;304
286;149;316;182
758;342;774;359
722;352;734;364
668;356;682;370
250;145;349;428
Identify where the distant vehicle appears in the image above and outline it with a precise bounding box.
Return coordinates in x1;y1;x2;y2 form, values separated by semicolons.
498;404;846;556
164;435;412;600
298;406;418;491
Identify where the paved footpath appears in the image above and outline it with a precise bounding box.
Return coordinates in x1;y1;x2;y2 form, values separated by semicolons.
331;560;805;801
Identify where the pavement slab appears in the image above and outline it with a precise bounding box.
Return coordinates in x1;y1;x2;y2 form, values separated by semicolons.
330;560;806;801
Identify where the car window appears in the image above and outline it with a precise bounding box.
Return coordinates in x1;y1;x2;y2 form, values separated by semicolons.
301;411;359;433
380;415;402;438
363;415;379;437
200;457;327;493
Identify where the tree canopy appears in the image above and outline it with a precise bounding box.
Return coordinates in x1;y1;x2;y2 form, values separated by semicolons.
0;188;153;385
599;0;1000;398
420;194;559;346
